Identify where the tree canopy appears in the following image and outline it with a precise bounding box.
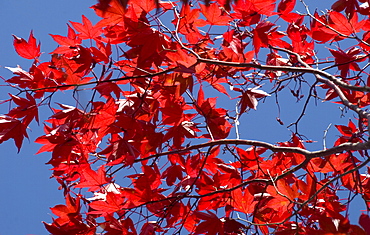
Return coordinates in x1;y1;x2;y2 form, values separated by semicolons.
3;0;370;234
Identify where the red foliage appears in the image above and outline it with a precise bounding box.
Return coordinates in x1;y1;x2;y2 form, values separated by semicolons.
3;0;370;234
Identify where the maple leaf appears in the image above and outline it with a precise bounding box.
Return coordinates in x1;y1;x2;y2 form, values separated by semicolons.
232;1;261;26
310;12;338;43
162;164;184;186
201;3;230;26
319;216;354;234
129;0;161;14
332;0;359;19
165;119;200;148
140;221;165;234
128;165;162;191
175;4;206;44
278;0;296;14
90;41;112;64
238;86;270;112
223;217;247;234
12;31;40;60
231;188;255;214
50;24;81;49
277;0;302;22
196;87;232;139
359;214;370;234
7;93;38;126
99;133;139;167
329;47;365;78
95;72;122;99
5;65;34;87
75;166;111;191
166;43;197;68
100;215;137;234
87;98;117;129
5;64;62;98
250;0;276;16
0;116;28;152
336;120;358;137
252;21;275;53
70;15;101;40
334;119;362;145
287;23;314;59
329;11;364;37
49;194;80;226
234;147;263;169
89;192;123;215
193;211;223;234
233;0;276;24
43;194;95;234
92;0;127;27
276;179;299;201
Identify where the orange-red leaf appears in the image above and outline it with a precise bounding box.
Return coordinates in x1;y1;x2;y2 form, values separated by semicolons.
201;4;230;25
330;11;364;36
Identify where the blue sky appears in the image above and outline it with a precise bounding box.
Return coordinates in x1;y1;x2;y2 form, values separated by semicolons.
0;1;98;234
0;0;366;234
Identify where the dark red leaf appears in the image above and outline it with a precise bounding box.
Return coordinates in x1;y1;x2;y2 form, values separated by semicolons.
359;214;370;234
0;116;28;152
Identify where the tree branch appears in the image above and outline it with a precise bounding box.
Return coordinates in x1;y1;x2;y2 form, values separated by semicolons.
138;139;370;163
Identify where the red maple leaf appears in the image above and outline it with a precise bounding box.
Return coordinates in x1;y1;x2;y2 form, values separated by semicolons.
128;165;162;191
162;164;184;186
87;98;117;129
75;166;111;191
334;119;362;145
329;11;364;37
278;0;296;14
49;194;80;226
250;0;276;16
129;0;168;14
99;215;137;234
332;0;359;19
7;93;38;126
89;192;123;215
201;3;231;26
90;41;112;64
196;87;232;139
252;21;275;53
310;12;338;43
95;72;122;99
50;24;81;49
193;211;223;234
70;15;101;40
43;194;95;234
92;0;127;27
238;86;270;112
12;31;40;60
166;43;197;68
359;214;370;234
50;26;82;55
329;47;365;78
0;116;28;152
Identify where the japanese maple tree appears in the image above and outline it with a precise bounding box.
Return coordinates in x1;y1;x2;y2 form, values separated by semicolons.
4;0;370;234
